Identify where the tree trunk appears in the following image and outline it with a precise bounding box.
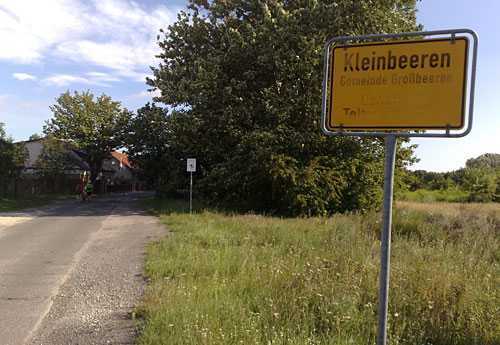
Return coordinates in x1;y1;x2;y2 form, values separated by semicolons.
89;159;104;194
13;178;18;198
89;160;100;182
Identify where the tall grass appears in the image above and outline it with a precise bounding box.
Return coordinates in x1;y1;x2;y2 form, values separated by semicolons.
398;188;470;203
138;199;499;345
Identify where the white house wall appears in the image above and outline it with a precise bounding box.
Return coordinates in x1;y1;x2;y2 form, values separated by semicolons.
24;141;44;168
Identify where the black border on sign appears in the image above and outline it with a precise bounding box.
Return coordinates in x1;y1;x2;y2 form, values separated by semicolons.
327;37;469;131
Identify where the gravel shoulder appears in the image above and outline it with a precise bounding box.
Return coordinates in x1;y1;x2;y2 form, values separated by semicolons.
25;193;165;345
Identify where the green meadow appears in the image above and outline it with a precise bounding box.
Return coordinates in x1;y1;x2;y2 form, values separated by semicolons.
137;199;499;345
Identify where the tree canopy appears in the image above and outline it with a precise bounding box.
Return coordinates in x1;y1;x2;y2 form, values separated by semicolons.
0;123;27;196
29;133;42;141
34;136;79;179
44;91;131;182
142;0;419;215
0;122;6;139
466;153;500;170
126;103;172;189
404;152;500;202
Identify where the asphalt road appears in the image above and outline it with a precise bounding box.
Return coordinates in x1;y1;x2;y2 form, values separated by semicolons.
0;193;164;345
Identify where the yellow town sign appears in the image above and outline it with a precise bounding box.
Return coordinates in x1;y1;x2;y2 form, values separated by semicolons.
327;38;468;131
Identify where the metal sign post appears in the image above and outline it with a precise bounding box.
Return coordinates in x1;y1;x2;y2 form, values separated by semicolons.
187;158;196;214
320;29;478;345
189;171;193;214
377;135;397;345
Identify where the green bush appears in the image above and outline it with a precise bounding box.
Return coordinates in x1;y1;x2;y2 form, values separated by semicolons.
398;188;469;203
462;168;498;202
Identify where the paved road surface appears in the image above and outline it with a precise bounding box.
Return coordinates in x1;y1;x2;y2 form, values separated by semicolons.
0;193;164;345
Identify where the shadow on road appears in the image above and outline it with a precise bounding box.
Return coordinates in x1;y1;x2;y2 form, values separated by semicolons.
0;192;154;218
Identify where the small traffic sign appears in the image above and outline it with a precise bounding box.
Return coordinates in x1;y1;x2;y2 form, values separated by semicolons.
187;158;196;172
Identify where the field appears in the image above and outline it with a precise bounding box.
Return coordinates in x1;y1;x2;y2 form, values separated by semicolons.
138;199;499;345
398;188;470;203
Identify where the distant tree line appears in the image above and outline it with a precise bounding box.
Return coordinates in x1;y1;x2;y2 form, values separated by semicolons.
404;153;500;202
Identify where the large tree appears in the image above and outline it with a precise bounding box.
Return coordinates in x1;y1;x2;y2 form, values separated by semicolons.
44;91;131;183
34;136;81;183
0;122;5;139
466;153;500;170
126;103;172;190
147;0;419;215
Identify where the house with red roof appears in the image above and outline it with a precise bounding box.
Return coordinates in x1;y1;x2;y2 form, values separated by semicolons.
101;151;140;192
15;137;141;195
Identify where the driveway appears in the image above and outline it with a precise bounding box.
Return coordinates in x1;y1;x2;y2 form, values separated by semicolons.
0;193;164;345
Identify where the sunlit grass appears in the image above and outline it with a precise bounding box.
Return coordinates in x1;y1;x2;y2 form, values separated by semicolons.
138;199;499;345
398;188;470;203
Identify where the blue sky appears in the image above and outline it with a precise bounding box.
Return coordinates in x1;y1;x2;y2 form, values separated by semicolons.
413;0;500;171
0;0;498;172
0;0;184;140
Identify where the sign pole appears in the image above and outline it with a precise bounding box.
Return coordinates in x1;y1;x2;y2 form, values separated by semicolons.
189;171;193;214
186;158;196;214
376;134;397;345
320;29;477;345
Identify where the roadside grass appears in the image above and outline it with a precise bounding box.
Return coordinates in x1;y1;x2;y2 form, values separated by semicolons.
398;188;470;203
138;199;499;345
141;197;202;216
0;195;69;212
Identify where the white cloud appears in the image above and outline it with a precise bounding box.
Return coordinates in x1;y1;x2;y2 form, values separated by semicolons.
132;89;161;99
13;73;37;81
116;70;152;83
0;0;180;82
86;71;121;82
0;0;87;63
41;71;124;87
42;74;110;87
53;0;176;79
56;40;149;74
